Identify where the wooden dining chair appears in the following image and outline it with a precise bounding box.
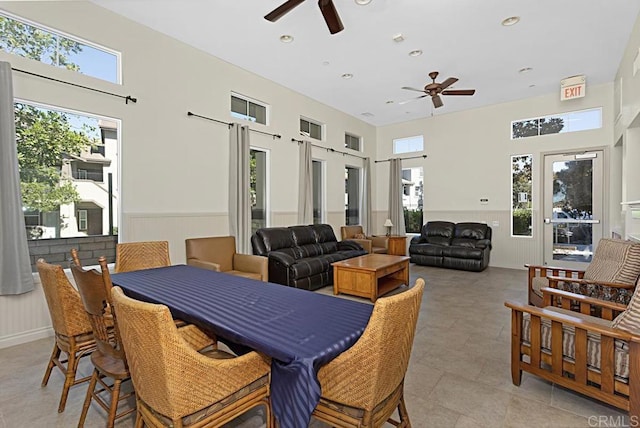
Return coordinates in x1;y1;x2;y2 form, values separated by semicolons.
312;278;425;427
114;241;171;273
71;257;134;428
110;286;273;428
37;259;97;413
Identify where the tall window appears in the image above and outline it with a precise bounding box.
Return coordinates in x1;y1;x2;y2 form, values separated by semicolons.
15;101;119;239
345;133;361;151
345;166;360;225
402;167;423;233
511;108;602;139
250;149;268;233
512;154;533;237
231;93;268;125
0;11;120;83
393;135;424;154
300;117;323;140
312;160;323;224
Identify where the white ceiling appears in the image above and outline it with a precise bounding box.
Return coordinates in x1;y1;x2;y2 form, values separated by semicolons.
91;0;640;127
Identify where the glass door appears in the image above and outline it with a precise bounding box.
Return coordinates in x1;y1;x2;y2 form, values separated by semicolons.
543;151;603;268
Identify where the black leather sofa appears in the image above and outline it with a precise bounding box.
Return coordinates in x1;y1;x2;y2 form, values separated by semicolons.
251;224;366;290
409;221;492;272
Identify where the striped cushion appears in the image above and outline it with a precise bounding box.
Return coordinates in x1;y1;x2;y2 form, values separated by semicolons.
522;308;630;381
531;276;549;298
612;275;640;333
584;239;640;284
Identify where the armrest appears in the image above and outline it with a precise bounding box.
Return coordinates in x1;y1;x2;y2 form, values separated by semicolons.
345;239;371;253
547;275;636;290
233;253;268;281
369;235;388;248
504;300;639;341
187;259;221;272
540;287;628;312
410;235;426;245
476;239;491;250
338;240;364;252
268;251;296;267
525;264;586;275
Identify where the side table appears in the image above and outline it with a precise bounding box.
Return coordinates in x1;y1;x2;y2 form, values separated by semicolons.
387;235;407;256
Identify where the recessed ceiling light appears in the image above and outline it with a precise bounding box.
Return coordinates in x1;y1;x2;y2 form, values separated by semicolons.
355;0;372;5
341;73;353;79
519;67;533;74
501;16;520;26
392;34;405;43
385;100;394;104
279;34;294;43
408;49;423;57
529;84;536;88
322;61;330;66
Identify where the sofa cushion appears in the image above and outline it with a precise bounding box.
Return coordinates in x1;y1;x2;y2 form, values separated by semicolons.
296;243;324;258
257;228;295;252
290;257;329;279
450;238;480;248
454;223;490;240
423;221;455;246
409;243;444;257
312;224;338;243
291;225;318;246
584;238;640;285
320;241;338;254
442;246;485;260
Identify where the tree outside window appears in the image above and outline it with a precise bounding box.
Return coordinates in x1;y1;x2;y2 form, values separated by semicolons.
512;154;532;236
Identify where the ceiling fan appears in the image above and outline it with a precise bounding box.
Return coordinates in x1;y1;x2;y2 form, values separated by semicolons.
401;72;476;108
264;0;344;34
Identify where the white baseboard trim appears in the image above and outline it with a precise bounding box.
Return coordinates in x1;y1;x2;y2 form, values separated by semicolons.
0;326;54;350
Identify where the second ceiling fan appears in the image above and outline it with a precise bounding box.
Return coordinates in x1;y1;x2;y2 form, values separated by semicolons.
265;0;344;34
401;72;476;108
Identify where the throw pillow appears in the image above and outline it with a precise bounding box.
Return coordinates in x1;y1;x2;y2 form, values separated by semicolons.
353;233;366;239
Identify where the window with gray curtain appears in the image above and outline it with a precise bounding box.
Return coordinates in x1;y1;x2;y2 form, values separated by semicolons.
345;166;360;225
312;160;323;224
297;140;313;224
388;158;406;236
250;148;267;234
229;123;252;254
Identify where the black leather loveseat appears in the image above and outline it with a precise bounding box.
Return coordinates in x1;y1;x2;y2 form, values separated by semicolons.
251;224;366;290
409;221;492;272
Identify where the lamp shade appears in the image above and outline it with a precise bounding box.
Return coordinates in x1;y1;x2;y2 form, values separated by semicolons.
383;219;393;227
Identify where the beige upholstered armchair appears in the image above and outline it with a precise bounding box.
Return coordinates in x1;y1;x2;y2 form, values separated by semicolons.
185;236;268;281
527;238;640;307
340;225;388;254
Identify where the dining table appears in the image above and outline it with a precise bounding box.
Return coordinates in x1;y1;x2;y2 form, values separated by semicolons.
110;264;373;428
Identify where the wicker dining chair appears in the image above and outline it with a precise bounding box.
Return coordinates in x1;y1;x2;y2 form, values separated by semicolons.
114;241;171;273
71;257;135;428
110;286;273;428
37;259;97;413
312;278;425;427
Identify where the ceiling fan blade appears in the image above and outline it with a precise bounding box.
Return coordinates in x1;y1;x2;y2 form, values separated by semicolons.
398;95;428;105
432;95;444;108
265;0;305;22
442;89;476;96
401;86;426;93
318;0;344;34
439;77;458;90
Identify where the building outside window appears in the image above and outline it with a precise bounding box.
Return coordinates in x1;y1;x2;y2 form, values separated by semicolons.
250;148;268;233
231;93;268;125
512;154;533;236
312;160;323;224
402;167;423;233
345;133;361;151
0;10;120;83
300;117;323;140
77;209;88;231
345;166;360;225
393;135;424;154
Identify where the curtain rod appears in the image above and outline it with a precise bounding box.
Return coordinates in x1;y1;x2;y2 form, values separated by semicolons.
12;68;137;104
187;111;281;139
291;138;368;160
374;154;427;163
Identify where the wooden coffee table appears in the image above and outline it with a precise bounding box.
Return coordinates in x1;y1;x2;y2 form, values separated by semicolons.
332;254;410;302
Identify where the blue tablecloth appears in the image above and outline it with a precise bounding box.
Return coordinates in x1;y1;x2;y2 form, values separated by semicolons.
111;265;373;428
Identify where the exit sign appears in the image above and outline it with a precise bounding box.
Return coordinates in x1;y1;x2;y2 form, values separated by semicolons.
560;75;586;101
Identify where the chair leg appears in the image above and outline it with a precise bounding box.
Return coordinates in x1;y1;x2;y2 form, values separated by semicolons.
42;342;61;387
107;379;123;428
397;394;411;428
135;411;144;428
78;368;99;427
58;349;81;413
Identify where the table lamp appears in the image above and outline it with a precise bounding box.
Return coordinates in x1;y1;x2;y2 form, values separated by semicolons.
384;219;393;236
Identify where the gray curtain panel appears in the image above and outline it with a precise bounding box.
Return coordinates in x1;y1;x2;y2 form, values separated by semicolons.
297;140;313;224
0;62;34;295
361;157;372;235
388;158;406;236
228;123;252;254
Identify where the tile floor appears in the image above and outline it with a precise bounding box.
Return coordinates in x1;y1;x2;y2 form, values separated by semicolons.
0;264;631;427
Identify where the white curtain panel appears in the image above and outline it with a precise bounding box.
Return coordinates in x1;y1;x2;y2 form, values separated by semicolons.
388;158;406;236
297;140;313;224
228;123;252;254
361;157;372;235
0;62;34;295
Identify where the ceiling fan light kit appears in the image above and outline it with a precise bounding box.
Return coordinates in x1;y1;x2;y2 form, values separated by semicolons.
401;71;476;108
265;0;345;34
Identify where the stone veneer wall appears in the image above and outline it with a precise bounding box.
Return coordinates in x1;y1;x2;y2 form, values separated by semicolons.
27;235;118;271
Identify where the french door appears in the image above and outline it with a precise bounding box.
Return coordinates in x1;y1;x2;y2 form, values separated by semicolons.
542;151;604;268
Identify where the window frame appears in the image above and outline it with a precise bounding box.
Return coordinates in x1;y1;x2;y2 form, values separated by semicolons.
511;107;603;140
300;116;324;141
250;147;270;234
345;165;361;226
393;135;424;155
230;92;269;125
0;10;122;84
77;209;88;231
344;133;361;151
511;154;533;238
312;159;324;224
